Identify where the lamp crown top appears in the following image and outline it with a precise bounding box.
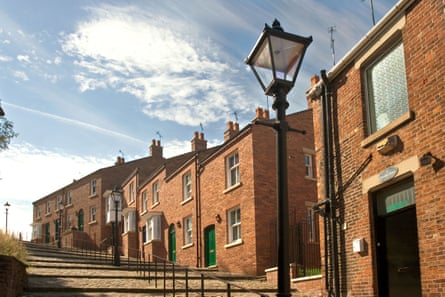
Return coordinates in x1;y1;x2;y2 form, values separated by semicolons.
272;19;283;32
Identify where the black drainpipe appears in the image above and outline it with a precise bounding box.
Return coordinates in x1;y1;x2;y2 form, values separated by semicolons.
195;154;202;267
320;69;340;297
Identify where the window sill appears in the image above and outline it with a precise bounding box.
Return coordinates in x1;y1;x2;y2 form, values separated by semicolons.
304;176;316;181
88;220;97;225
45;213;51;217
141;210;148;216
223;182;242;194
181;197;193;206
224;239;243;249
182;243;194;250
144;239;161;246
151;202;160;209
361;110;414;148
65;204;73;209
128;200;135;206
89;194;98;199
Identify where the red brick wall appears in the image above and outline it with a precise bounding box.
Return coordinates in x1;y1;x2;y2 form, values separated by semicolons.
307;0;445;295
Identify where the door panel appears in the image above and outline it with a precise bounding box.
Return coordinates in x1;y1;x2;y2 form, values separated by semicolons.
204;225;216;267
376;208;421;297
169;224;176;262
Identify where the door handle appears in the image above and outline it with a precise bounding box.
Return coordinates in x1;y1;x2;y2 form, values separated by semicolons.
397;266;409;273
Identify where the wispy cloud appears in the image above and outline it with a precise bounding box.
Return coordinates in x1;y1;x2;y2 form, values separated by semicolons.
13;70;29;81
61;4;253;127
4;101;146;144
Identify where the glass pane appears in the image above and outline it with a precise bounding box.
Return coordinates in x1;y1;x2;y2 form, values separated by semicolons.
367;43;408;132
270;35;305;81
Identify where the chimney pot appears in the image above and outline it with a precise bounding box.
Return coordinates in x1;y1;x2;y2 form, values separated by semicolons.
311;75;320;87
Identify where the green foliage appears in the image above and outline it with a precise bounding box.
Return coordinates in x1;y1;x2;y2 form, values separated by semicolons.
0;230;28;264
0;118;18;151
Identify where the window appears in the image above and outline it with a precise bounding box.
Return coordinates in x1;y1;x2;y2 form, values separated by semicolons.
123;210;136;233
46;201;51;214
183;172;192;201
56;195;63;210
67;215;72;229
90;179;97;196
90;207;96;222
142;191;148;212
228;207;241;243
144;215;161;243
67;191;72;205
304;154;314;178
36;206;41;219
152;182;159;205
307;207;315;242
129;182;135;203
183;216;193;246
226;151;240;188
366;41;408;133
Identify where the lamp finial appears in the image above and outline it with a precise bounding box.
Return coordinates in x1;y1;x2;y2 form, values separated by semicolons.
272;19;283;32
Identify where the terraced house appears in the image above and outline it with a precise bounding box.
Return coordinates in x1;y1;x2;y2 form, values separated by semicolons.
306;0;444;295
32;107;318;276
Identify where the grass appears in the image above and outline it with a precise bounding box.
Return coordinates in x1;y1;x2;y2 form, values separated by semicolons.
0;230;28;264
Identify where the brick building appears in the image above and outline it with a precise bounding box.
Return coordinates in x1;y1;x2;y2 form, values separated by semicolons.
306;0;444;295
32;107;317;276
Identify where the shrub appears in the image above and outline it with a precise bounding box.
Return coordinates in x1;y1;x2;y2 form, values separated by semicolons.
0;230;27;264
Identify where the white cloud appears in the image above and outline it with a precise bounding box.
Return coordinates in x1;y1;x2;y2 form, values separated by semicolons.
17;54;31;63
61;5;253;127
13;70;29;81
0;55;12;62
0;142;112;239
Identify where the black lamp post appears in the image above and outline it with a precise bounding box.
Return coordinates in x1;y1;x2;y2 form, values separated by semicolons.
111;187;122;266
245;19;312;297
57;204;64;248
4;201;10;234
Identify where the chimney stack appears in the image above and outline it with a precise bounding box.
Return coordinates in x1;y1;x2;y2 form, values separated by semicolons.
224;121;240;141
150;139;163;159
115;156;125;165
255;107;270;121
191;131;207;152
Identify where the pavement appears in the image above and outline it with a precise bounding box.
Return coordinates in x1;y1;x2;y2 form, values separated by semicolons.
22;242;317;297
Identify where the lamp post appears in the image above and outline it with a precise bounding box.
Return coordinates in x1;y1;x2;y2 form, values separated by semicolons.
245;19;312;297
111;187;122;266
4;201;10;234
57;204;64;248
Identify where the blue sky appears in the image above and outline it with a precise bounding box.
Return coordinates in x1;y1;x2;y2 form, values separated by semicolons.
0;0;398;237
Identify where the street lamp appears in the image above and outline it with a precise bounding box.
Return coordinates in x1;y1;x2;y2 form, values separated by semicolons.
111;187;122;266
245;19;312;297
4;201;10;234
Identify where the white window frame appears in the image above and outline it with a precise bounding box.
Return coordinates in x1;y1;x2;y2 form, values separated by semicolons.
304;154;314;178
36;206;41;219
144;215;161;243
183;172;192;202
227;207;241;244
183;216;193;246
56;195;63;210
142;191;148;213
152;182;159;206
90;207;96;222
365;41;408;134
90;179;97;196
129;182;135;203
226;151;240;188
67;191;72;205
46;201;51;214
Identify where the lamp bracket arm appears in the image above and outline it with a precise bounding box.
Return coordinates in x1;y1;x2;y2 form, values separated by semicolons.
253;119;280;130
288;127;306;135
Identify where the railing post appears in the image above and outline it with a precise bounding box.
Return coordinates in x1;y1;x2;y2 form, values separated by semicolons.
200;273;205;297
163;260;166;297
155;259;158;288
172;262;176;297
185;268;189;297
227;283;231;297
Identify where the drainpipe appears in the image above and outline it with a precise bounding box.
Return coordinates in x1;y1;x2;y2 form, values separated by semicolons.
320;69;340;297
195;155;202;267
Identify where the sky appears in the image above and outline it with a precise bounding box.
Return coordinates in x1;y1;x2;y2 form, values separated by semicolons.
0;0;399;239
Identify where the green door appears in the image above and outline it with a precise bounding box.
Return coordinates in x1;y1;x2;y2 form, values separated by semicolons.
168;224;176;262
78;209;84;231
45;223;50;243
204;225;216;267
